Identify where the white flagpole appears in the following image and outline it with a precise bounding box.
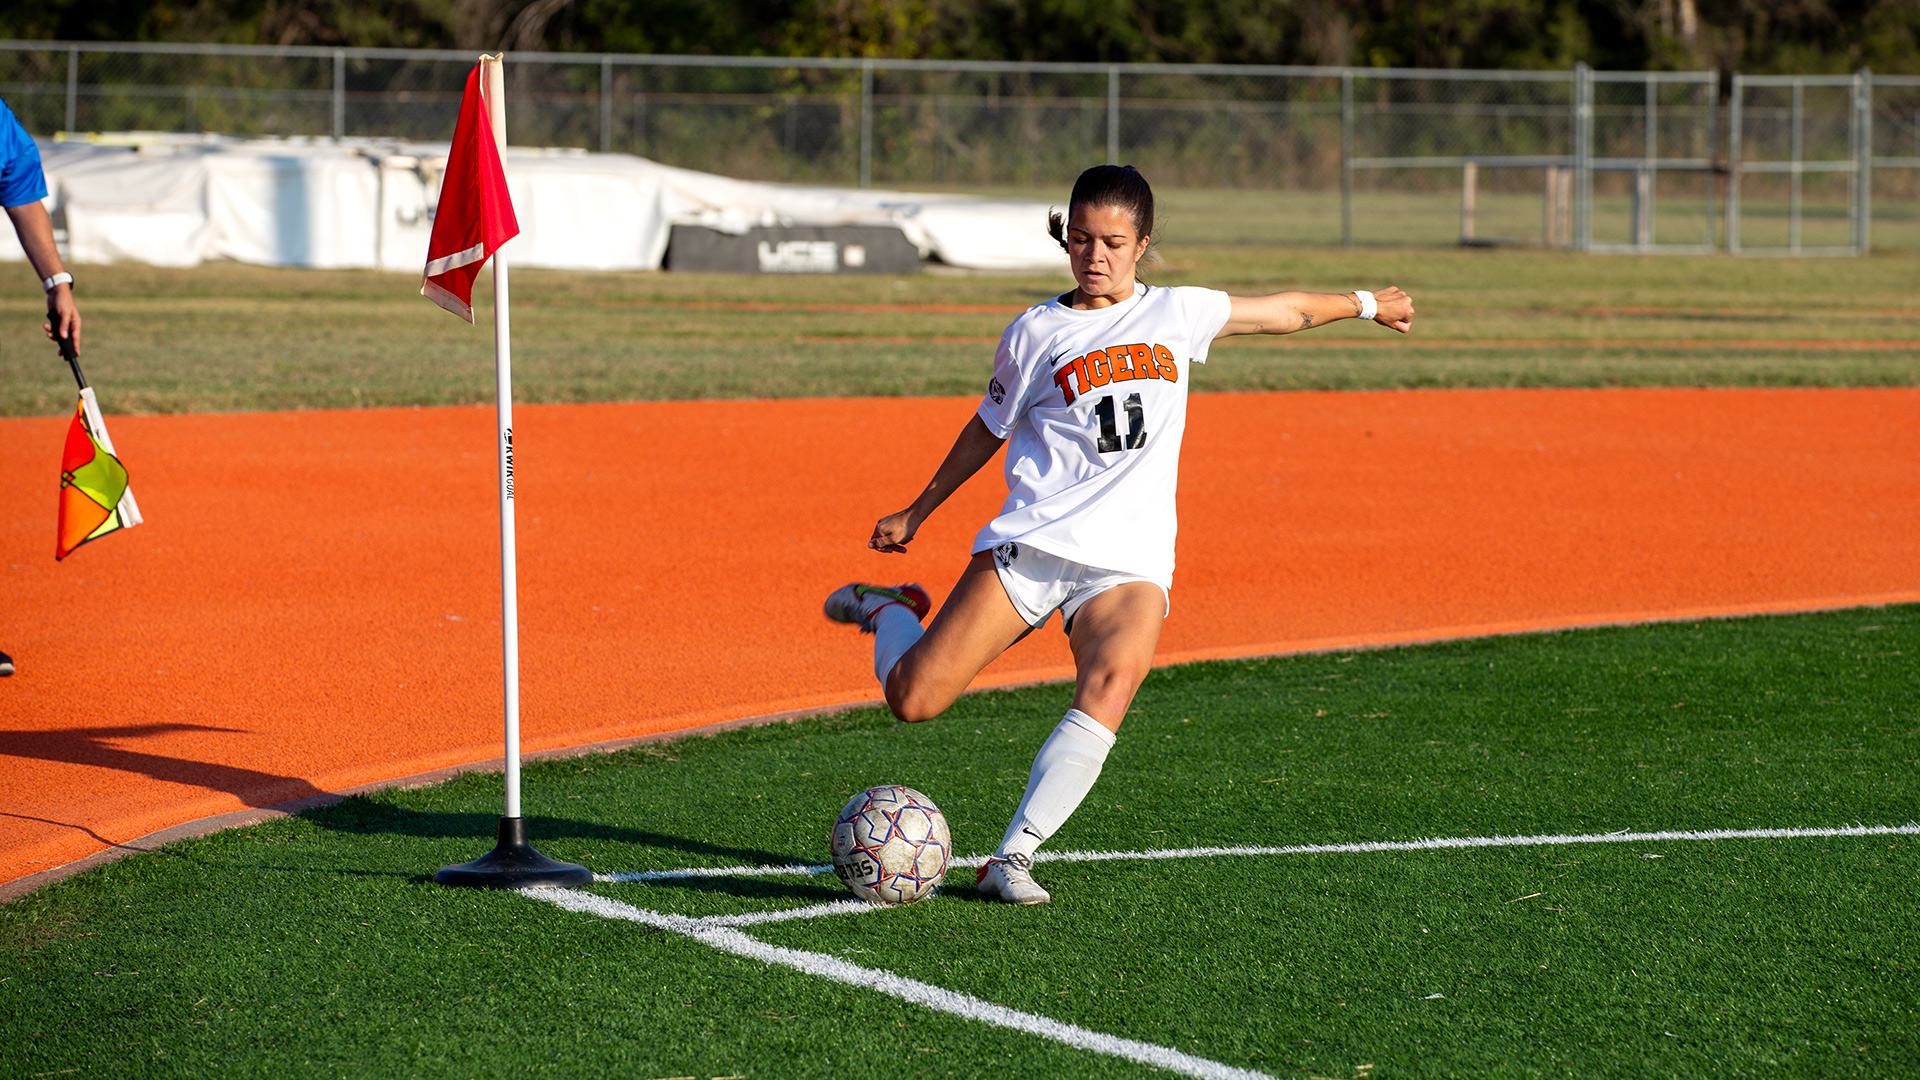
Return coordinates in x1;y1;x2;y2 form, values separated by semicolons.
482;53;521;821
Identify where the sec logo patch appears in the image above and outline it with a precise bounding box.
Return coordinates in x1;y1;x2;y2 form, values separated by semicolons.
988;377;1006;404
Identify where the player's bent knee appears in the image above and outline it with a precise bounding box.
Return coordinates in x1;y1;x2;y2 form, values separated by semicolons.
1085;660;1150;695
887;691;945;724
884;669;948;724
1076;663;1151;718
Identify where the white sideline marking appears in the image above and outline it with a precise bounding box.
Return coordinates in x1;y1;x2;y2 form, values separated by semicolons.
530;887;1278;1080
703;898;879;927
1015;822;1920;865
597;862;830;883
543;822;1917;1078
597;822;1920;883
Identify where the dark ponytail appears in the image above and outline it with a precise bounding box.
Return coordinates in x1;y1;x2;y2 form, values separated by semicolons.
1047;164;1156;253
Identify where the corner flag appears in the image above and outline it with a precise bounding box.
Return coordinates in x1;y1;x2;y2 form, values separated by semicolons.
420;61;520;322
54;331;142;561
426;55;589;891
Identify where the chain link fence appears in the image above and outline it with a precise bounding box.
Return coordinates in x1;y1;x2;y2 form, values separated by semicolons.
1869;74;1920;253
0;39;1913;253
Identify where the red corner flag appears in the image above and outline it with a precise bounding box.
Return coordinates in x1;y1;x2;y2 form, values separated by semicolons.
421;61;520;322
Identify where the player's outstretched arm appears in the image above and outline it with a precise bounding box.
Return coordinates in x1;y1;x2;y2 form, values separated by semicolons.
1217;285;1413;338
870;414;1007;553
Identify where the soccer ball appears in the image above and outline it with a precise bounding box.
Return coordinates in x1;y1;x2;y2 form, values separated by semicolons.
829;785;951;905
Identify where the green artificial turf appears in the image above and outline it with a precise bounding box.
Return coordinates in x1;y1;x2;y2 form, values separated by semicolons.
1;195;1916;417
4;605;1916;1079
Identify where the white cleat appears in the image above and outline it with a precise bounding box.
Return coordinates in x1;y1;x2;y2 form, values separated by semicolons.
975;853;1051;905
823;583;931;634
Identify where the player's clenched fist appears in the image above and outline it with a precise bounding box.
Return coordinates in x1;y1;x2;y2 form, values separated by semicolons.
870;508;918;553
1371;285;1414;333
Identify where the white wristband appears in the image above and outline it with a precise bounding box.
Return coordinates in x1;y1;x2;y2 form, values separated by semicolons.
1354;290;1377;323
42;272;72;293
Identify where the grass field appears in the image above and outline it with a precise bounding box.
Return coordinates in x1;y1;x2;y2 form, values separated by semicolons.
2;190;1917;416
5;188;1916;1078
5;606;1916;1079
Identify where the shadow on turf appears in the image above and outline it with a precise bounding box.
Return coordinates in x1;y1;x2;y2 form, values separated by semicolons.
630;876;998;904
303;797;809;870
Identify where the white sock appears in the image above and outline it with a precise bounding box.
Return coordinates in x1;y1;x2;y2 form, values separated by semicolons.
871;603;925;687
996;708;1116;858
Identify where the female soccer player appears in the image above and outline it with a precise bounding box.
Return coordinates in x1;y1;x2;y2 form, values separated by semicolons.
826;164;1414;904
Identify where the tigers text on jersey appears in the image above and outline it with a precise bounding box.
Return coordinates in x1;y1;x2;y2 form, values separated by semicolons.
973;283;1233;587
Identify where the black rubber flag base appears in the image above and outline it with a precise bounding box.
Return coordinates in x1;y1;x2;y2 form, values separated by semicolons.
435;816;593;889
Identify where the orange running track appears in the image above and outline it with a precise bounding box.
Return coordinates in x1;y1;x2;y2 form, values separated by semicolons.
3;388;1917;889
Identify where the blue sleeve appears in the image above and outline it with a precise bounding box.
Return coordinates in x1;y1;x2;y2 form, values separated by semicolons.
0;98;49;209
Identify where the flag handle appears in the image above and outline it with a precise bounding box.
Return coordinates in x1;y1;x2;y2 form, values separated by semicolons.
54;325;86;390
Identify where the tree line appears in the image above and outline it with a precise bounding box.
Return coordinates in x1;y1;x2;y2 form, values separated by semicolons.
6;0;1917;73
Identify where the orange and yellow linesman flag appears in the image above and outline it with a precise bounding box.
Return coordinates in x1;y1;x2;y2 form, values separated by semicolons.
420;57;519;322
56;387;142;560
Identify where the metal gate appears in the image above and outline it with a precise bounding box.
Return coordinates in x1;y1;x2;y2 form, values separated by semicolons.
1726;72;1871;255
1341;65;1721;253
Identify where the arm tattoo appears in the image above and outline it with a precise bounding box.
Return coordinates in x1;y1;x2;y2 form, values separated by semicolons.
1300;312;1314;330
1346;292;1362;316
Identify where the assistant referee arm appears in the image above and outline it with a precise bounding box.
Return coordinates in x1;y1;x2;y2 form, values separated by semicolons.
6;201;80;352
1218;286;1414;338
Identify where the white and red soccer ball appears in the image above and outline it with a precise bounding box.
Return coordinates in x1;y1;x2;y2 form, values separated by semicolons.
830;785;951;905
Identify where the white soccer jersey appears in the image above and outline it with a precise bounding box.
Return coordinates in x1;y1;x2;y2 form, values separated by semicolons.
973;283;1233;587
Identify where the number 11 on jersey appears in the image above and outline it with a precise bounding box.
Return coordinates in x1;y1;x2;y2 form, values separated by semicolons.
1093;393;1146;453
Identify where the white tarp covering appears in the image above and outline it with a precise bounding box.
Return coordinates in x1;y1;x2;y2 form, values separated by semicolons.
34;141;210;267
632;157;1069;271
203;149;385;268
503;151;675;271
2;134;1067;274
